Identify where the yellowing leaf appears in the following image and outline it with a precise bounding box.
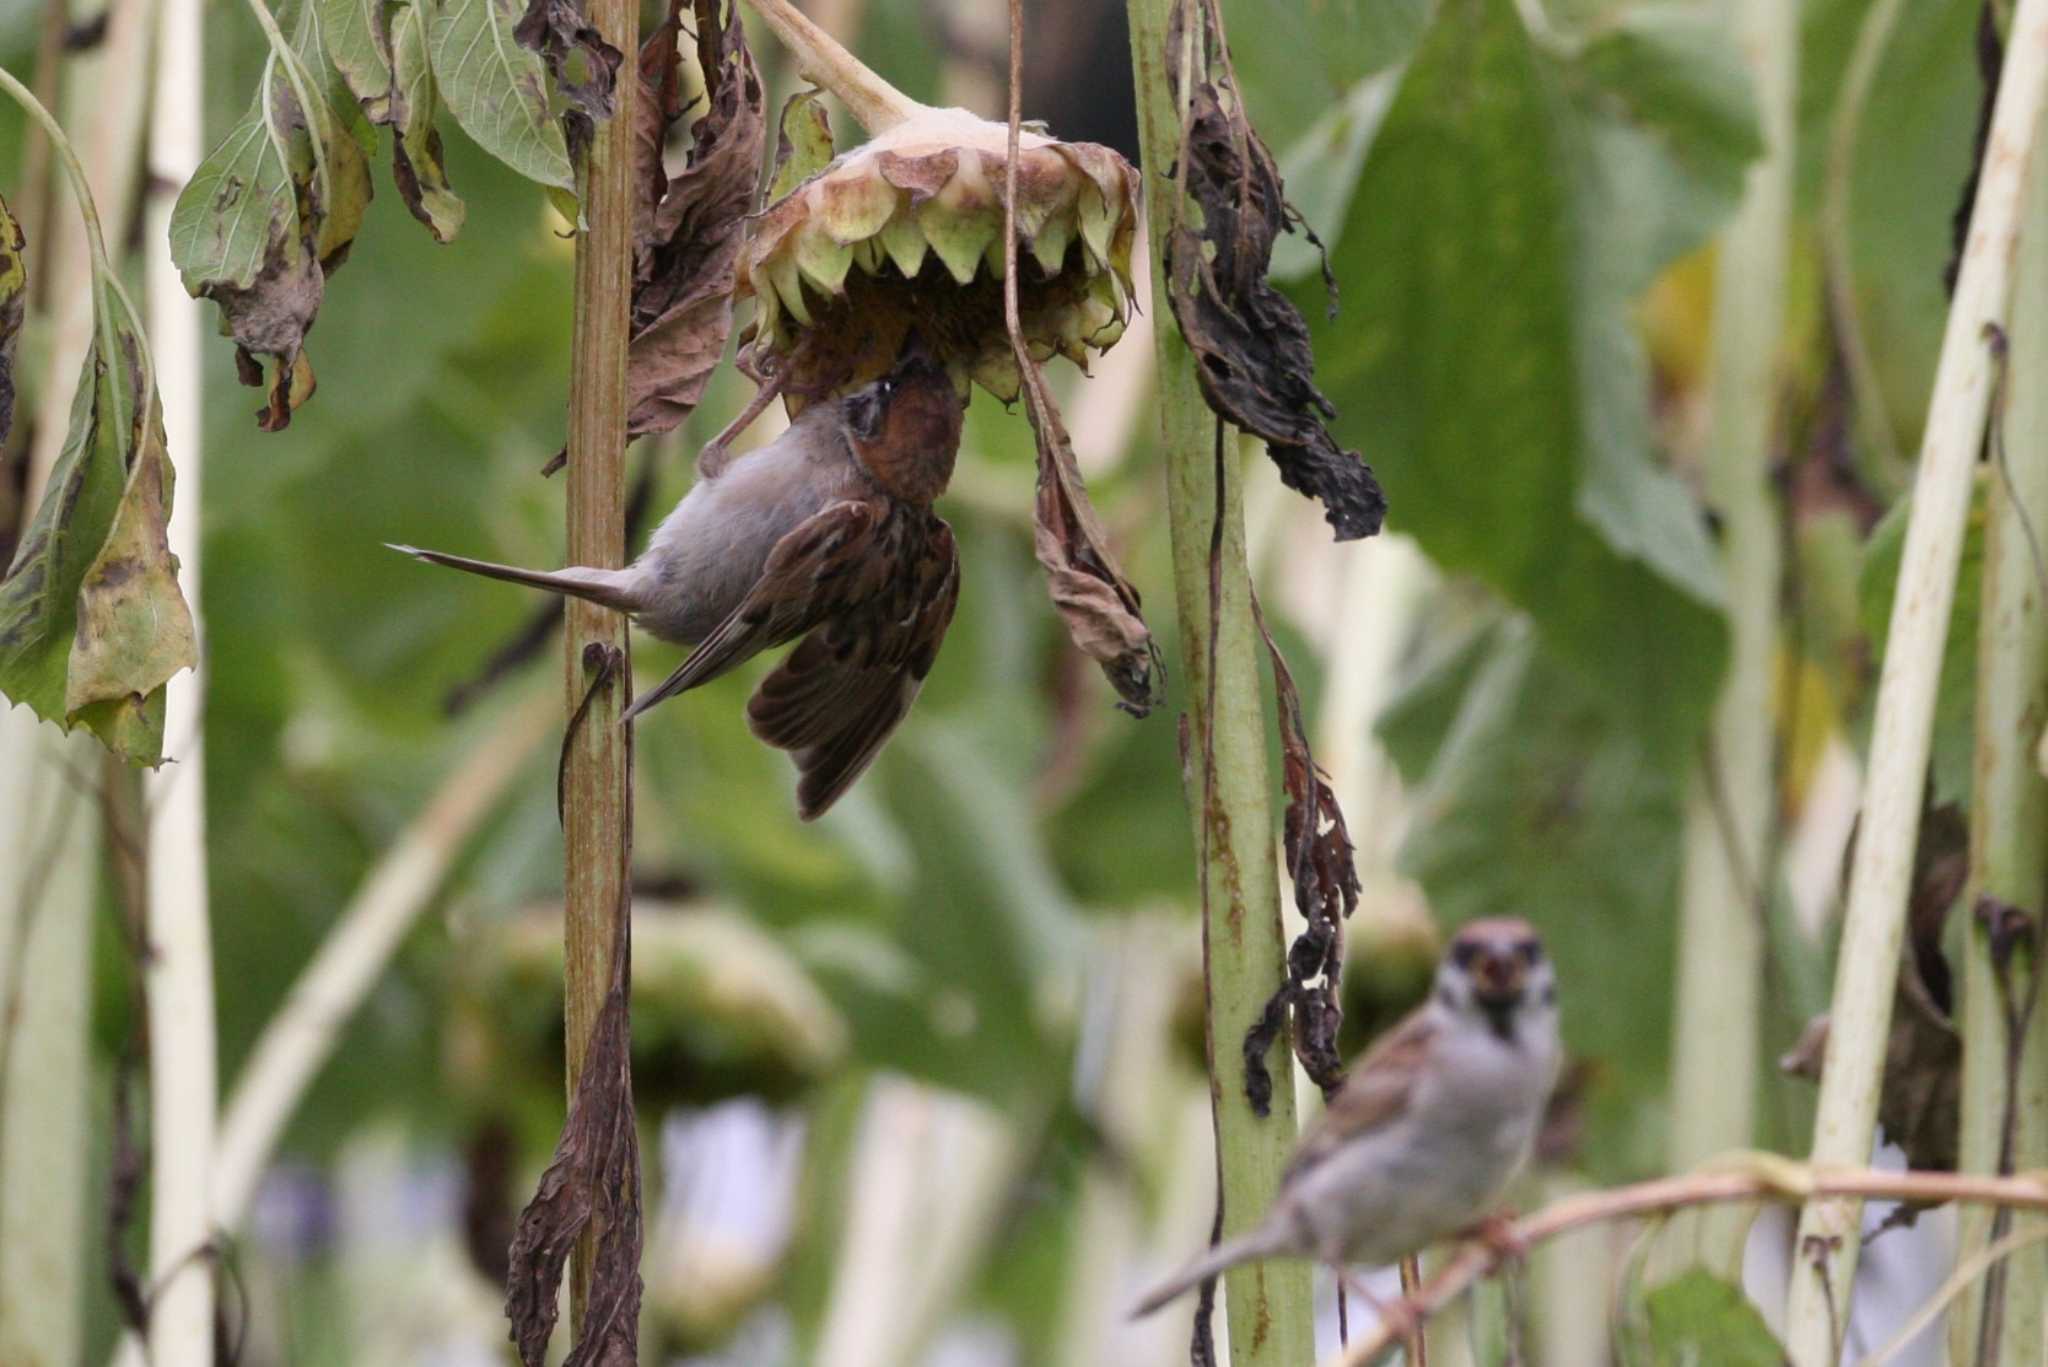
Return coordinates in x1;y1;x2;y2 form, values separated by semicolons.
65;399;196;753
0;300;194;765
392;2;467;241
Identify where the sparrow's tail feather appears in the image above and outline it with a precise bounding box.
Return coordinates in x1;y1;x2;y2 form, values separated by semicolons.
1129;1222;1294;1319
388;544;641;613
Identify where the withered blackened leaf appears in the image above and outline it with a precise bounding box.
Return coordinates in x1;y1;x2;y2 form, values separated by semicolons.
506;983;643;1366
168;4;373;430
1163;13;1386;542
625;0;763;438
0;192;24;444
1783;803;1966;1179
514;0;624;165
1242;592;1356;1108
391;3;466;242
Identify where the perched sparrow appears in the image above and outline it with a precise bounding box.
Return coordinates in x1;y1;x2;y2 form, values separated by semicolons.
1132;918;1561;1316
392;347;965;820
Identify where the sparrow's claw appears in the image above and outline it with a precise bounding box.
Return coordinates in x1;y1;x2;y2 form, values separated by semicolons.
1457;1212;1528;1267
1333;1270;1421;1346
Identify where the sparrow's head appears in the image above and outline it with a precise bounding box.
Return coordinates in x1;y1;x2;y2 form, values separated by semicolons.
841;338;965;505
1435;918;1555;1045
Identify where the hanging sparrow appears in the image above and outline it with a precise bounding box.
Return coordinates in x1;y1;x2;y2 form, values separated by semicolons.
1131;918;1562;1316
392;346;966;820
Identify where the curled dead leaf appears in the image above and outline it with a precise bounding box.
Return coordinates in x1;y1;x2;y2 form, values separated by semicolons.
505;983;644;1367
625;0;764;439
1163;1;1386;542
1783;803;1967;1180
1027;395;1161;715
1243;592;1357;1108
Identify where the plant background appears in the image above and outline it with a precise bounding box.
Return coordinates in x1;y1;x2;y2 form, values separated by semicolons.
0;0;2003;1360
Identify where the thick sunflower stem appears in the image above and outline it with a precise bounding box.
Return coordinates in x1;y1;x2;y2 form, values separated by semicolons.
1125;2;1315;1363
562;0;637;1326
1783;0;2048;1358
740;0;924;134
1952;76;2048;1366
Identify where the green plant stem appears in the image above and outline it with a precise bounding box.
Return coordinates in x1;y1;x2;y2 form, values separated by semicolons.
1784;0;2048;1358
12;0;66;309
740;0;922;134
0;62;121;393
561;0;637;1328
1125;3;1314;1364
1666;0;1796;1256
0;723;94;1367
1952;92;2048;1366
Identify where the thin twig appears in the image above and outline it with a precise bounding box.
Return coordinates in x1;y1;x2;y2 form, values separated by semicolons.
1331;1157;2048;1366
1861;1222;2048;1367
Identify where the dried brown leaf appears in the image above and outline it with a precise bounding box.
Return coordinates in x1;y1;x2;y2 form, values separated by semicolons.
625;0;763;439
1028;397;1161;714
995;0;1156;716
505;983;643;1366
1782;803;1966;1178
1162;2;1386;542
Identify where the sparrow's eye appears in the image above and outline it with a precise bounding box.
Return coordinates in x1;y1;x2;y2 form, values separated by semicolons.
1515;939;1543;965
878;378;897;401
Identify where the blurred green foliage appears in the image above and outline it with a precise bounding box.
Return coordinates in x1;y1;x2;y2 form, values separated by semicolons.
0;0;1999;1357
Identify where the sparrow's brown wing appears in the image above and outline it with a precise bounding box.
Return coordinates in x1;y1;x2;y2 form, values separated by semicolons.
1284;1007;1437;1185
625;500;885;722
748;515;960;819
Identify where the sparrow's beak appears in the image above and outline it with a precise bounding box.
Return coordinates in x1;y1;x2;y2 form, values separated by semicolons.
1471;950;1526;1007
